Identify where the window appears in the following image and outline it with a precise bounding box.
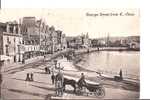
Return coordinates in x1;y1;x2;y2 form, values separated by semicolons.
14;38;16;43
16;27;18;34
6;45;9;56
9;26;13;33
7;37;9;43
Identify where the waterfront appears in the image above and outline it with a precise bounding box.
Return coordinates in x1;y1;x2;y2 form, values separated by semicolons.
0;9;140;99
78;51;140;80
1;49;140;99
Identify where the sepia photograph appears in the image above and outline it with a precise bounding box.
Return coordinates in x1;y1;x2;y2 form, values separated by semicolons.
0;9;140;99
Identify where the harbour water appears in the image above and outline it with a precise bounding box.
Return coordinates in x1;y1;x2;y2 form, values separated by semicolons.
78;51;140;80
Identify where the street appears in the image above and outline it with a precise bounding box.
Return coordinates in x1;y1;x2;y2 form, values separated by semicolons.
1;54;139;99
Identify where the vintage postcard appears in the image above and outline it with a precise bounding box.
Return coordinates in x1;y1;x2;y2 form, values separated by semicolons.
0;9;140;99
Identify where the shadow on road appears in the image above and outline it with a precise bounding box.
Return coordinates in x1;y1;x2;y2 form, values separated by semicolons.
31;84;75;95
34;72;47;75
7;88;46;98
11;78;50;85
31;84;55;91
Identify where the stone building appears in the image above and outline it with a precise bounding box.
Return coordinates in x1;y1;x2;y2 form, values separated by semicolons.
21;17;40;59
21;17;50;59
49;26;58;53
66;36;76;49
82;33;91;48
37;19;49;54
56;30;62;51
66;33;91;49
0;21;24;68
61;34;67;50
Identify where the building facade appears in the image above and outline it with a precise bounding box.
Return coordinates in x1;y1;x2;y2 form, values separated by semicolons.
21;17;40;59
0;21;24;68
49;26;58;53
61;34;67;50
21;17;51;59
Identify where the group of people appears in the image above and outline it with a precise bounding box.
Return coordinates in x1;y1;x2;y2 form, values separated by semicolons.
43;65;64;96
24;60;87;97
25;73;34;81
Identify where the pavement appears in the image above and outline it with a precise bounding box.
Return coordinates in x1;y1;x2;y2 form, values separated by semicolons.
1;50;139;99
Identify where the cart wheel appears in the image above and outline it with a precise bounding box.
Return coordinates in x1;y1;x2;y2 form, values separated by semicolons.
95;89;101;96
96;87;105;97
76;88;82;95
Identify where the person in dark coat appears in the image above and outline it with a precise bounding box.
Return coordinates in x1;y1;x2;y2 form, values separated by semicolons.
30;73;34;81
55;70;64;96
51;73;55;84
119;69;123;79
78;73;86;90
26;73;30;81
0;74;2;97
0;74;2;84
45;67;48;74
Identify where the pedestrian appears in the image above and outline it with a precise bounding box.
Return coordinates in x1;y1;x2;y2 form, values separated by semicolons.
119;69;123;80
45;67;47;74
26;73;30;81
51;73;55;84
30;73;34;81
48;68;51;74
55;69;64;96
0;74;2;97
22;58;25;64
78;73;86;90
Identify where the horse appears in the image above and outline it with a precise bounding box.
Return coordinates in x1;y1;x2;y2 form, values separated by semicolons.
63;78;77;93
54;75;77;93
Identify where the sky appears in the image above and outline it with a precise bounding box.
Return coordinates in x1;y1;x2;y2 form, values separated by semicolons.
0;8;140;38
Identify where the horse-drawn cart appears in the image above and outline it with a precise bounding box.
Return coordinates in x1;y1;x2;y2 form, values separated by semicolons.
62;75;105;97
76;82;105;97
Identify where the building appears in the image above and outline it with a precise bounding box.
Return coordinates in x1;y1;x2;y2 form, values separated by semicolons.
56;30;62;51
0;21;24;68
37;19;49;54
83;33;91;48
66;36;76;49
21;17;51;59
49;26;58;53
75;35;83;49
61;34;67;50
21;17;40;59
66;33;91;49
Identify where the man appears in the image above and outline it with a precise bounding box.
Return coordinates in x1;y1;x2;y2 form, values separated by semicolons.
78;73;86;90
30;73;34;81
25;73;30;81
0;74;2;97
51;73;55;84
55;69;64;96
119;69;123;80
